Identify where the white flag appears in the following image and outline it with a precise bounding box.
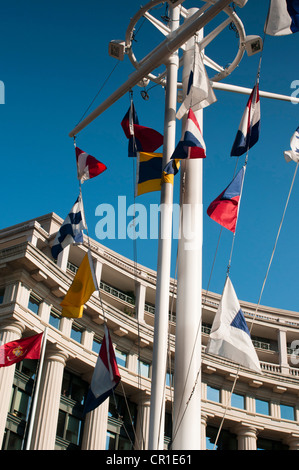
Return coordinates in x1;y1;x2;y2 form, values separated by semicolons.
176;43;216;120
206;277;261;374
284;126;299;163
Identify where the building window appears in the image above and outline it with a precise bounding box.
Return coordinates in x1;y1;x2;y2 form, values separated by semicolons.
2;359;38;450
107;394;136;450
206;425;237;450
166;371;174;387
257;437;288;450
207;385;220;403
56;410;83;447
56;370;88;450
61;370;88;404
231;392;245;410
115;349;127;368
137;359;150;378
49;309;61;330
280;403;295;421
28;294;40;314
92;337;101;355
256;398;270;416
71;323;83;344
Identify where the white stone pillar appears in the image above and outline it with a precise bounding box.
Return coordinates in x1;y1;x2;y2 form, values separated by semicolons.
38;301;51;323
285;433;299;450
0;321;25;447
135;282;146;323
81;399;109;450
29;345;68;449
201;413;208;450
134;391;151;450
56;245;70;272
93;257;103;294
277;328;289;374
235;424;257;450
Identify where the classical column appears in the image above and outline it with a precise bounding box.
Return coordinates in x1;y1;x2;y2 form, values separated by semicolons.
93;257;103;294
81;399;109;450
38;301;51;323
29;345;68;449
135;282;146;323
134;391;151;450
277;328;289;374
235;423;258;450
0;321;25;447
285;433;299;450
56;245;70;272
201;413;208;450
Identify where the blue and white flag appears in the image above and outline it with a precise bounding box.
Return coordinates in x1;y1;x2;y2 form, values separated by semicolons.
171;108;206;160
231;84;260;157
84;325;121;414
265;0;299;36
51;194;86;259
284;125;299;163
205;277;261;373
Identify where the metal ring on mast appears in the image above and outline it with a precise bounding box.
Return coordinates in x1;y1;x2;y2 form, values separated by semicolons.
125;0;246;86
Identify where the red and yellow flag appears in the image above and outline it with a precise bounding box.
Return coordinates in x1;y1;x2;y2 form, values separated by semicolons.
0;333;43;368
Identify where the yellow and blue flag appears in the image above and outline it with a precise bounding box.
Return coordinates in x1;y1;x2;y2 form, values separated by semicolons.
162;159;180;185
136;152;163;196
60;251;98;318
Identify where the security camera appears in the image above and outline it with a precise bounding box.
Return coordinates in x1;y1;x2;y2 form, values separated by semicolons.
108;40;126;61
243;35;263;56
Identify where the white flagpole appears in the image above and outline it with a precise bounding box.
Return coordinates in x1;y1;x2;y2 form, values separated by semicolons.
25;327;48;450
172;14;202;449
148;4;180;451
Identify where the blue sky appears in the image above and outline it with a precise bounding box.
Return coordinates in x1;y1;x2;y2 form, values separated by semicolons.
1;0;299;313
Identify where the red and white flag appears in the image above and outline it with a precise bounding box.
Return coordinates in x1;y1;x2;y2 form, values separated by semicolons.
84;326;120;414
75;147;107;183
0;333;43;368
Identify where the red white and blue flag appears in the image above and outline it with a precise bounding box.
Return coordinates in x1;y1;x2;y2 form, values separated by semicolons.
231;84;260;157
75;147;107;183
207;166;245;233
121;102;163;157
265;0;299;36
171;108;206;160
84;326;120;414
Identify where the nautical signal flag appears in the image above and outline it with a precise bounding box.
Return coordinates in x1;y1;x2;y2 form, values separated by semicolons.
176;43;216;120
51;194;86;260
205;276;261;374
171;109;206;160
84;325;121;414
161;159;180;185
207;166;245;233
75;147;107;183
0;333;43;368
60;251;98;318
121;102;163;157
265;0;299;36
230;84;260;157
136;152;163;196
284;126;299;163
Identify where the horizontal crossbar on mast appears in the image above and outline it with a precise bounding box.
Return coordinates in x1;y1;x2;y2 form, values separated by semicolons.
69;0;233;137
